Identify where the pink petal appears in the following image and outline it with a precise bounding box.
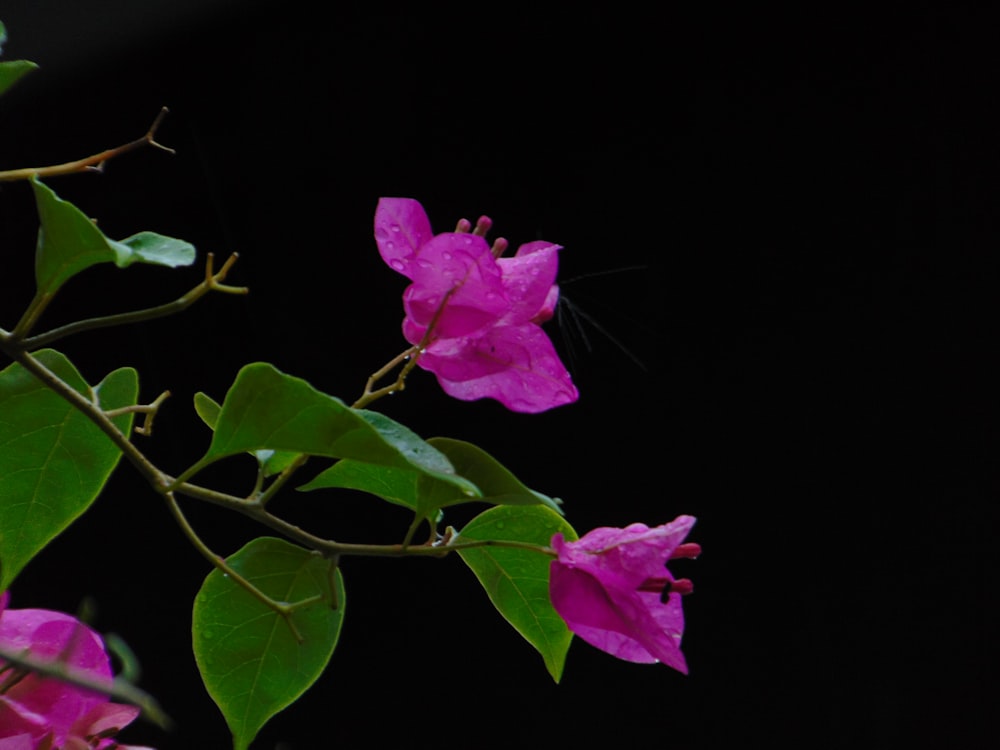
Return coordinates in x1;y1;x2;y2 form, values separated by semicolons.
495;242;561;324
401;233;507;339
533;284;560;324
0;735;36;750
422;324;578;412
555;517;697;587
72;702;141;740
549;563;687;668
0;610;113;743
374;197;435;277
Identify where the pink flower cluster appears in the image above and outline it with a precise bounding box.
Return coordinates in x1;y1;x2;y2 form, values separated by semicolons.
549;516;700;673
0;593;151;750
374;197;578;413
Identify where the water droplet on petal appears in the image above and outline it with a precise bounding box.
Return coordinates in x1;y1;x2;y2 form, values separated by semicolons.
442;251;452;260
390;259;407;271
391;224;402;233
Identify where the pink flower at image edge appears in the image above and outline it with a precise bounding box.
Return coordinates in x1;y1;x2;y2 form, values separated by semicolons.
374;197;579;413
0;592;152;750
549;515;700;673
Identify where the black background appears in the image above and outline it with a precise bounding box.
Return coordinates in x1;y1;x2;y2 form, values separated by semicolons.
1;2;997;748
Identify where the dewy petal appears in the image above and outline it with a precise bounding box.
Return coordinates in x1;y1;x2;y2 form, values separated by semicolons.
425;323;578;413
401;233;507;339
374;197;435;278
495;242;561;324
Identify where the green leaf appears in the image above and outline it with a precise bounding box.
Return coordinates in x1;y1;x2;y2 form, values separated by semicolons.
457;505;578;682
0;59;37;98
192;537;344;750
298;460;425;511
427;437;563;514
0;349;137;590
31;178;195;296
193;363;477;499
300;437;560;520
0;23;38;97
298;456;477;514
193;390;298;477
112;231;196;267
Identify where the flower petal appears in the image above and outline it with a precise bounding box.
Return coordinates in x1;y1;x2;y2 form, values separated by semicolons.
422;324;578;412
555;517;697;587
374;197;435;277
496;242;561;324
401;233;508;339
0;609;113;745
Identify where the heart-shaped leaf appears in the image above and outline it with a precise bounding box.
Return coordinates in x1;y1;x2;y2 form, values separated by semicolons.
0;349;137;590
457;505;578;682
193;536;345;750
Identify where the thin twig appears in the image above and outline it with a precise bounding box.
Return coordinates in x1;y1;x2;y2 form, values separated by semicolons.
0;107;174;182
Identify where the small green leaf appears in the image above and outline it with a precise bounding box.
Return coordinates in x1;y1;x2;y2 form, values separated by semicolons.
31;178;195;296
0;23;38;97
457;505;578;682
0;59;37;98
192;537;344;750
194;363;474;499
112;231;196;267
0;349;137;590
428;437;563;514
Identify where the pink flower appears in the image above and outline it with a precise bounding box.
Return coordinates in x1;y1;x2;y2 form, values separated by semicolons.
549;516;700;673
0;593;153;750
374;197;579;413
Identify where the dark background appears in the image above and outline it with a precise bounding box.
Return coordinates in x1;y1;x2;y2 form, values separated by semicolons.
1;2;996;748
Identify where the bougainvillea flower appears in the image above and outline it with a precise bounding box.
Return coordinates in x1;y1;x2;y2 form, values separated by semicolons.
549;516;700;673
374;197;579;413
0;592;153;749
